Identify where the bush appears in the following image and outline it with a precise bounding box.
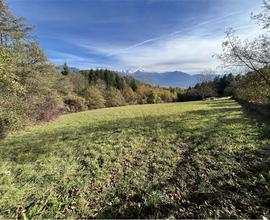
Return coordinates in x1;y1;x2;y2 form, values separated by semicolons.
0;110;22;139
148;90;158;104
35;96;62;122
0;112;12;138
105;87;126;107
83;86;106;109
64;95;88;112
234;72;270;104
0;94;34;138
159;90;174;103
122;85;138;104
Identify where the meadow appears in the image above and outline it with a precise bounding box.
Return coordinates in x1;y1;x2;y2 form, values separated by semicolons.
0;99;269;218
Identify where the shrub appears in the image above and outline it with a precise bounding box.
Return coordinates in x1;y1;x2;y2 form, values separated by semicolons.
64;95;88;112
83;86;106;109
105;87;126;107
0;46;24;93
0;109;23;138
148;90;158;104
35;96;62;122
159;90;174;103
55;75;75;96
234;72;270;104
122;85;138;104
0;111;13;138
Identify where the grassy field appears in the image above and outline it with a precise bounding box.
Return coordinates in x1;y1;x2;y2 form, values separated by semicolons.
0;98;269;218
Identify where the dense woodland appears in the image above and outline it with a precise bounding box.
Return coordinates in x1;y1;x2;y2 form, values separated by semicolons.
1;0;270;138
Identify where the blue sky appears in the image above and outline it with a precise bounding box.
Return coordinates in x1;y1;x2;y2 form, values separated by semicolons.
7;0;263;73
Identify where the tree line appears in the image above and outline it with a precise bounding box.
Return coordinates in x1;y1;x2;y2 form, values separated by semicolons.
0;0;181;138
180;0;270;106
178;71;270;105
58;66;181;112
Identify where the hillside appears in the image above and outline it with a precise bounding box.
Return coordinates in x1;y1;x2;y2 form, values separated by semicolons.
131;71;204;88
1;99;269;219
55;67;217;89
56;68;202;88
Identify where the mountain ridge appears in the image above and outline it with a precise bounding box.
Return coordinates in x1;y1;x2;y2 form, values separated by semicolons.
56;65;213;88
130;70;203;88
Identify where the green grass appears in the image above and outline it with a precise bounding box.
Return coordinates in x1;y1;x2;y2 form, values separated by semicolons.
0;99;269;218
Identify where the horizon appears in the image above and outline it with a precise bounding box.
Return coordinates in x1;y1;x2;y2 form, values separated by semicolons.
7;0;263;74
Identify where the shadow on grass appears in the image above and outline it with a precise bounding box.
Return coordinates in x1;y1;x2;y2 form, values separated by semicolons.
94;101;270;218
1;99;270;218
0;106;240;163
207;100;239;107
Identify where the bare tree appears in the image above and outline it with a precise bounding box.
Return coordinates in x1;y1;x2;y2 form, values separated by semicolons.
216;29;270;87
216;0;270;88
252;0;270;29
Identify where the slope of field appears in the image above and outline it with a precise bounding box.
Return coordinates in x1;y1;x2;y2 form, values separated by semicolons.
0;99;269;218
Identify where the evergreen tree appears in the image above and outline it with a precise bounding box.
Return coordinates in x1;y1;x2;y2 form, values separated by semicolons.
148;90;158;103
61;62;69;75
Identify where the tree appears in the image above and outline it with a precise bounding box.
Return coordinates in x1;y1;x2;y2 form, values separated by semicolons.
137;84;151;104
55;75;75;96
61;62;70;75
129;78;138;91
217;0;270;88
0;46;23;93
217;30;270;88
252;0;270;29
197;70;215;99
122;84;137;104
158;89;175;102
0;0;31;46
70;73;88;95
148;90;158;103
0;0;32;93
0;0;62;136
84;86;106;109
233;71;270;103
105;87;126;107
115;74;124;90
63;95;87;112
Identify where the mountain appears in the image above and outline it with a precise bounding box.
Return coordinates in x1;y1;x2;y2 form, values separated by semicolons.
55;66;214;88
131;71;204;88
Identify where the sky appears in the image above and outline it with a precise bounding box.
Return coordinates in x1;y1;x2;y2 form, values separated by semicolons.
7;0;264;74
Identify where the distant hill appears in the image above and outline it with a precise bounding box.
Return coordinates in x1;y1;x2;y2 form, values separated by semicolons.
130;71;206;88
55;66;214;88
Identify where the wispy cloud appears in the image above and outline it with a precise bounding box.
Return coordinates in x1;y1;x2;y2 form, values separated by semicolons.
47;50;114;69
40;0;263;73
72;9;263;73
119;11;244;53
